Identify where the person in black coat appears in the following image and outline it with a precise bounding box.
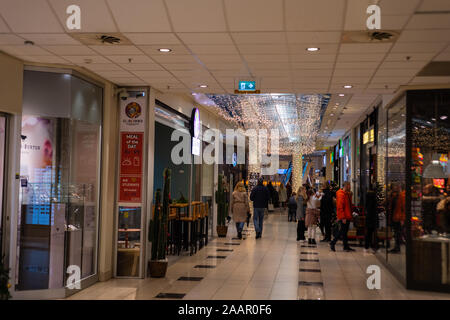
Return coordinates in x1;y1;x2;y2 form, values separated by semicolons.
320;182;335;242
364;184;379;252
250;178;271;239
287;192;297;222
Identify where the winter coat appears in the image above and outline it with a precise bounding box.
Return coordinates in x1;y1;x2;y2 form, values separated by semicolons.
296;195;305;220
320;189;335;218
250;185;270;209
336;189;352;221
288;196;297;214
230;190;250;223
365;190;378;228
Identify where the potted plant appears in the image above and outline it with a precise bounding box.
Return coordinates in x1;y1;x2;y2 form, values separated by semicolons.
0;255;11;300
216;174;229;237
148;168;171;278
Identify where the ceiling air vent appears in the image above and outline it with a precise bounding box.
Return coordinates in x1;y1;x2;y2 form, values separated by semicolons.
342;30;399;43
69;33;132;45
99;35;121;44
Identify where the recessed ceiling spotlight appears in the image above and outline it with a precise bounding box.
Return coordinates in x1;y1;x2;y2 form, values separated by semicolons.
339;94;345;97
343;85;353;89
199;84;208;88
158;48;172;53
441;115;448;120
306;47;320;52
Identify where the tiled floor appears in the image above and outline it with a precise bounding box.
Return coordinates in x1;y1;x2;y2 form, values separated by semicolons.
67;210;450;300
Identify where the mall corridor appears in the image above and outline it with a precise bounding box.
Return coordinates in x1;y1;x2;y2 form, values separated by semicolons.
67;210;450;300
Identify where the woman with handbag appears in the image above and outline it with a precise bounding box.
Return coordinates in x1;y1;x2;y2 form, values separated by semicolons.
230;181;250;239
306;189;322;245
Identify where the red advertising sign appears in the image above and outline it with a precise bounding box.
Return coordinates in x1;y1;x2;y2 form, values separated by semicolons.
120;132;143;175
119;176;142;203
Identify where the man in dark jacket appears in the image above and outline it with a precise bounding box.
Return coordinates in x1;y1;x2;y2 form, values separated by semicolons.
250;178;270;239
320;182;335;242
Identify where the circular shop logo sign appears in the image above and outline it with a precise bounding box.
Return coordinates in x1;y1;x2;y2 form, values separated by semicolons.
125;102;142;119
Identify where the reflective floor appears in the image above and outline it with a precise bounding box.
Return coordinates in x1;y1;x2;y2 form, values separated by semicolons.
67;210;450;300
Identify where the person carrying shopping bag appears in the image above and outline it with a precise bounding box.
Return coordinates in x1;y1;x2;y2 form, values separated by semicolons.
230;181;250;240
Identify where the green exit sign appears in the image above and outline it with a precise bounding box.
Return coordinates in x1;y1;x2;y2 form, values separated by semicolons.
238;81;256;91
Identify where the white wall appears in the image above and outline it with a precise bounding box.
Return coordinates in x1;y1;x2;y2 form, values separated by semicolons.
0;52;23;114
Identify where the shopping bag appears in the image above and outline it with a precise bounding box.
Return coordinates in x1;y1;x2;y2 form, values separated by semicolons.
268;203;274;212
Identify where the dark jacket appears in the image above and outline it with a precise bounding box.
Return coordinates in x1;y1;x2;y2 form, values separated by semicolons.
365;190;378;228
288;196;297;214
320;188;335;217
250;185;270;209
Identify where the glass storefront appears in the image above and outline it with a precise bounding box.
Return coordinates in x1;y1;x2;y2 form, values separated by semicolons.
0;115;6;255
16;70;102;292
376;89;450;292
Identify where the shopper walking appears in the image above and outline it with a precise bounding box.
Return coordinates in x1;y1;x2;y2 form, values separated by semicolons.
364;184;379;253
320;182;335;242
230;181;250;240
279;183;288;208
287;192;297;222
296;187;307;241
306;189;322;245
250;178;270;239
330;181;355;252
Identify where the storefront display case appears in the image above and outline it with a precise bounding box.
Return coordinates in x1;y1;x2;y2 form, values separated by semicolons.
376;89;450;292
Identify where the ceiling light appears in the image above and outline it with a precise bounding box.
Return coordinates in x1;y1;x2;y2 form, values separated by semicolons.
339;94;345;97
343;85;353;89
440;115;448;120
199;84;208;88
158;48;172;53
306;47;320;52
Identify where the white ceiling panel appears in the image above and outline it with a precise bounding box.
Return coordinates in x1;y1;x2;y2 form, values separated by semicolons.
177;33;233;45
132;70;175;78
0;0;63;33
418;0;450;11
0;45;50;56
161;63;202;70
198;54;242;63
381;15;411;30
152;55;199;63
42;45;97;56
337;53;386;62
406;14;450;29
18;55;71;64
84;63;124;71
188;44;238;55
119;63;164;71
379;61;428;69
247;62;291;69
238;44;288;55
285;0;346;31
339;43;393;54
335;61;380;69
61;55;111;64
384;52;436;61
344;0;373;31
124;33;180;45
333;69;376;77
391;42;448;53
18;33;81;45
107;77;146;85
244;54;289;62
398;29;450;42
286;32;341;44
434;51;450;61
379;0;421;15
0;34;25;45
165;0;227;32
292;69;333;77
106;0;171;32
290;54;336;62
293;77;330;84
371;76;413;83
252;69;291;77
89;45;142;55
95;70;134;78
224;0;283;32
291;62;334;69
231;32;286;44
331;77;371;84
48;0;117;33
212;70;249;77
106;55;154;64
206;62;247;70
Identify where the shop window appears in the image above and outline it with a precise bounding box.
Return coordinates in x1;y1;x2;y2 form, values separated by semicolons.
16;70;102;291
